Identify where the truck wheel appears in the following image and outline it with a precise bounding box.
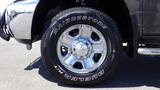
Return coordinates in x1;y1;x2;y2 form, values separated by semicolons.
41;7;122;86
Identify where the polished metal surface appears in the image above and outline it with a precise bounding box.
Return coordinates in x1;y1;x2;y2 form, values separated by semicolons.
138;48;160;55
57;24;107;74
72;41;89;57
5;0;39;39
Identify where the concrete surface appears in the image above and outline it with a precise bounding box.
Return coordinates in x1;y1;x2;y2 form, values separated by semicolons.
0;38;160;90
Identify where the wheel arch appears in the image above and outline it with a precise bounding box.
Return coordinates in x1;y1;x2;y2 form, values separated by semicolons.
31;0;59;41
97;0;138;57
31;0;138;57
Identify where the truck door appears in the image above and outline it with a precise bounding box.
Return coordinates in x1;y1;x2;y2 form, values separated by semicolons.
143;0;160;38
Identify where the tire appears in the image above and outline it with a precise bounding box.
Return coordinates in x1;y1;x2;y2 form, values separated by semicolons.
41;7;122;86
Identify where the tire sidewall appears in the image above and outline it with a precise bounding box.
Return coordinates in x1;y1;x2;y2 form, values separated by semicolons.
41;8;121;85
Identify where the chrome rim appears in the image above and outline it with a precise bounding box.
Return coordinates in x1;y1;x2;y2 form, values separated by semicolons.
57;24;107;74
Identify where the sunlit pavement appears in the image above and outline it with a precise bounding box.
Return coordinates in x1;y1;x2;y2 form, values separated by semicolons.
0;38;160;90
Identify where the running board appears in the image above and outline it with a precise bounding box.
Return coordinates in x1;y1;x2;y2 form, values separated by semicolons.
138;48;160;55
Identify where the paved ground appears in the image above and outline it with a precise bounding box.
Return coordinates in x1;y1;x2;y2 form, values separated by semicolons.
0;38;160;90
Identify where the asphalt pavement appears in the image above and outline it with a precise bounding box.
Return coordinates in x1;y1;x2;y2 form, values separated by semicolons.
0;38;160;90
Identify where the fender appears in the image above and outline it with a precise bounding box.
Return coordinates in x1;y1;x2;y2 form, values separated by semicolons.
124;0;142;56
0;0;141;56
124;0;142;41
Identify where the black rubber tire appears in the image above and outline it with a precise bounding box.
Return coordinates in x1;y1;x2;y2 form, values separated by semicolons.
41;7;122;86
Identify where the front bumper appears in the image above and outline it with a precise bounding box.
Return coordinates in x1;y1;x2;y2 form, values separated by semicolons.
0;0;39;41
0;10;10;41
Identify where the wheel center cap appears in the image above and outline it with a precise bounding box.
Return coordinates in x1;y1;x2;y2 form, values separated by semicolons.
73;42;88;57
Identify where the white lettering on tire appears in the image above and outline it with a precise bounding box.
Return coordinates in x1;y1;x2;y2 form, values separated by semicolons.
52;16;107;35
63;69;105;82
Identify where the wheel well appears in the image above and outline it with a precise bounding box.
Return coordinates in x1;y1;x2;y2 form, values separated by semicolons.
97;0;133;43
31;0;134;55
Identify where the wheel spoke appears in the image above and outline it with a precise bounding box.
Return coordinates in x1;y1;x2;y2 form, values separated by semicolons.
79;25;92;37
64;55;77;66
92;41;105;53
83;59;95;69
61;34;73;46
57;24;107;74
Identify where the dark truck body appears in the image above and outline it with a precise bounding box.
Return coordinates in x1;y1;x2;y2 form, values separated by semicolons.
1;0;160;56
1;0;160;85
